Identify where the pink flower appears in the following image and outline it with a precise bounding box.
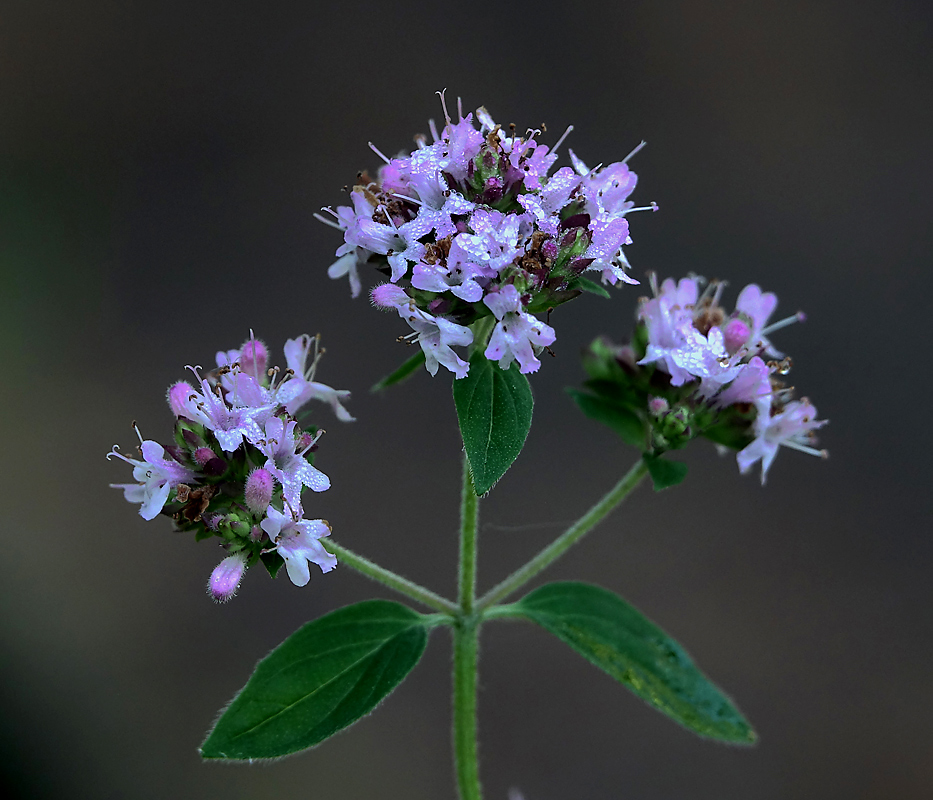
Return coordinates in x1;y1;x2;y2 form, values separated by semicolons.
714;356;773;418
260;506;336;587
373;284;473;378
733;284;780;356
255;417;330;508
517;167;581;236
483;285;556;374
637;277;700;385
108;438;198;520
282;334;355;422
737;400;827;484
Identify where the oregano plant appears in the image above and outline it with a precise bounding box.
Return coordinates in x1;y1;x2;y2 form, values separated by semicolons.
108;92;827;798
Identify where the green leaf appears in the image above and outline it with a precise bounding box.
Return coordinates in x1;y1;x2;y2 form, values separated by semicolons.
259;550;285;578
200;600;429;760
567;388;645;448
453;352;534;495
370;349;426;392
643;454;689;490
513;582;756;744
573;276;612;299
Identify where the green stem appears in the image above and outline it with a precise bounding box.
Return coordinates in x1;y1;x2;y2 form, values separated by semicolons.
459;455;479;614
325;541;458;615
453;453;483;800
468;316;496;357
452;621;481;800
475;459;649;611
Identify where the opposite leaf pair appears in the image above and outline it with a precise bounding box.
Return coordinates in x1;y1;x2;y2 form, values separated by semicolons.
201;582;754;761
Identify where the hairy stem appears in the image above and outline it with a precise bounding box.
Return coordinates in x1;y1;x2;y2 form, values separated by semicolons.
325;541;458;615
453;453;483;800
452;621;482;800
459;455;479;614
475;459;648;611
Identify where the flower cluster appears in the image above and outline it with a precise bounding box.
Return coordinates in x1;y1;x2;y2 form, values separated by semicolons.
107;334;353;600
576;275;827;483
318;93;656;377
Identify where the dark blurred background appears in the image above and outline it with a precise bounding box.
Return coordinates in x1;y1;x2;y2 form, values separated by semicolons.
2;1;931;798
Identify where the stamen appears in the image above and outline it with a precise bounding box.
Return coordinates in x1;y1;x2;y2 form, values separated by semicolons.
695;278;721;309
298;429;325;457
390;191;421;206
623;140;647;164
312;211;342;230
551;124;574;153
436;89;451;126
428;118;440;143
626;202;659;213
133;422;144;444
456;95;463;121
106;445;130;464
249;328;262;383
231;367;240;405
761;311;806;337
377;205;399;232
647;270;659;297
368;141;391;164
710;280;727;308
305;333;324;381
781;439;829;459
276;496;298;522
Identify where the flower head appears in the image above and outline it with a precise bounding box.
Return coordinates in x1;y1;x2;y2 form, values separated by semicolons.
575;274;826;482
320;93;655;378
108;333;350;599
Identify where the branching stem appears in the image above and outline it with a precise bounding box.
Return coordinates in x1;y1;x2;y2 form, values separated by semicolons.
475;459;648;611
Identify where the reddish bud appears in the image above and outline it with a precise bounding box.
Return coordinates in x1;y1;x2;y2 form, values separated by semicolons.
208;553;247;603
245;468;274;514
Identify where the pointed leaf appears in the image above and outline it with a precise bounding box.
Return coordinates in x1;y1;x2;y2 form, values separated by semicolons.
453;352;534;495
370;350;426;392
200;600;429;759
567;388;645;448
259;550;285;578
643;454;689;490
513;582;756;744
573;276;612;299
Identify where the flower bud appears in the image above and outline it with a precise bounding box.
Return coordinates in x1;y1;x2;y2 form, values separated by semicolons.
239;338;268;379
167;381;196;419
371;283;409;309
648;396;669;416
193;447;216;466
208;553;247;603
723;318;752;353
245;468;274;515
